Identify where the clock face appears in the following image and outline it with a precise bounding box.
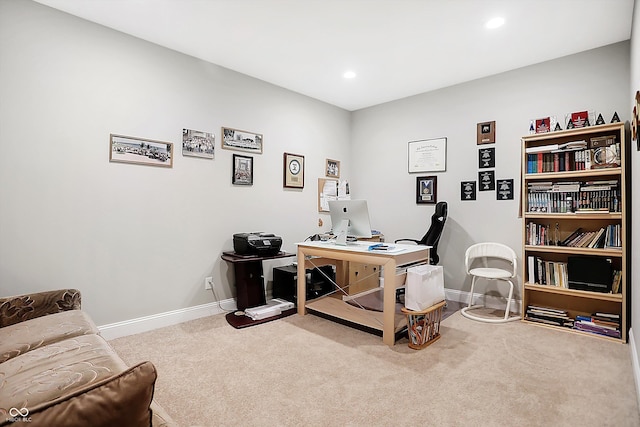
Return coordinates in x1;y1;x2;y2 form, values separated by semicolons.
289;159;300;175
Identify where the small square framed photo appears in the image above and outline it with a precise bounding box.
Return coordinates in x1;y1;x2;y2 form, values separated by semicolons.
326;158;340;178
232;154;253;185
416;176;437;204
283;152;304;188
477;121;495;144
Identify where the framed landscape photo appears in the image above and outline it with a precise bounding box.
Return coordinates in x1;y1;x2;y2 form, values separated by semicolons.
221;127;263;154
109;134;173;168
326;158;340;178
232;154;253;185
182;128;214;159
283;152;304;188
416;176;437;204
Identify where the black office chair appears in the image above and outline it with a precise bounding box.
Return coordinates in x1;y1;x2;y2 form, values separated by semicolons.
394;201;448;303
395;201;448;265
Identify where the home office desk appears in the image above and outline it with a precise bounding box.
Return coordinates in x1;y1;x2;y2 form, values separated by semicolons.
296;241;430;346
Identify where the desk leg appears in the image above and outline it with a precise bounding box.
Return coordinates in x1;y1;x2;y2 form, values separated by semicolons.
382;258;397;346
297;247;307;315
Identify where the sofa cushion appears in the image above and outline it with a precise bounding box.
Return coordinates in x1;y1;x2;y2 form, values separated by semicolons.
0;310;99;364
0;334;129;411
6;361;157;427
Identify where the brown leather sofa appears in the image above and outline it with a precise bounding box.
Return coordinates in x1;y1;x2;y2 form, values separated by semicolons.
0;289;175;427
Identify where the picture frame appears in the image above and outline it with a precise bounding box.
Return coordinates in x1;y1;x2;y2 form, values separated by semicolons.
326;158;340;178
477;121;495;144
408;137;447;173
182;128;214;159
283;152;304;188
221;127;263;154
461;181;477;201
416;176;437;204
478;147;495;168
109;134;173;168
232;154;253;185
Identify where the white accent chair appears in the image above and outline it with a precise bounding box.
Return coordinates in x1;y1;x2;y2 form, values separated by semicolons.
460;242;520;323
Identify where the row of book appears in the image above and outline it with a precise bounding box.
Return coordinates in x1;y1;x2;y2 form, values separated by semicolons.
525;136;620;174
526;223;621;249
527;180;620;213
525;305;621;338
526;255;622;293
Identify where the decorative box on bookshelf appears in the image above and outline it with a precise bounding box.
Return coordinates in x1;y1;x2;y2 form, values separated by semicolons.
521;122;628;342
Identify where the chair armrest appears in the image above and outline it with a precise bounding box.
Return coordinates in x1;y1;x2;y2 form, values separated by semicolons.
394;239;420;244
0;289;81;328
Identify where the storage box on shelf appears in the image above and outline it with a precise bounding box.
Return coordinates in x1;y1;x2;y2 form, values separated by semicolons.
521;122;628;342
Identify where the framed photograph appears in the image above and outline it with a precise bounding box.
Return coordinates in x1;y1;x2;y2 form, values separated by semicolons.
109;134;173;168
416;176;437;204
232;154;253;185
478;147;495;169
408;137;447;173
497;179;514;200
326;158;340;178
182;128;214;159
283;152;304;188
477;121;495;144
221;127;263;154
461;181;476;201
535;117;551;134
478;170;495;191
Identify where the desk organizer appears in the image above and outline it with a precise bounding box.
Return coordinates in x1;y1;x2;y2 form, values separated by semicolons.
401;300;446;350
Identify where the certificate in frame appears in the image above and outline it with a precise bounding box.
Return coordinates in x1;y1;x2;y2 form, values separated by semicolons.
408;137;446;173
283;152;304;188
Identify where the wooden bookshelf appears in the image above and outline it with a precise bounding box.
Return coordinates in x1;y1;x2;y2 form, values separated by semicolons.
521;122;628;342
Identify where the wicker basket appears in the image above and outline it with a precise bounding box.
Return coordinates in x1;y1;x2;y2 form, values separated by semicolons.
401;300;446;350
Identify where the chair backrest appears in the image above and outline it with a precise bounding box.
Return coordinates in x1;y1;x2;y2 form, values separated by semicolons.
464;242;517;277
418;201;448;264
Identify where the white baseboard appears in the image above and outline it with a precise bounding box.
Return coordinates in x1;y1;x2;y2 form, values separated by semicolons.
629;328;640;415
98;298;237;340
445;288;522;314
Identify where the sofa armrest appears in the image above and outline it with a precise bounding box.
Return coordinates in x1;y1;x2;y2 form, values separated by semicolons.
0;289;81;328
3;361;158;427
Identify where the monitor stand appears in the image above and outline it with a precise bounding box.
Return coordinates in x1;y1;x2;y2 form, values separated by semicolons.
334;219;350;246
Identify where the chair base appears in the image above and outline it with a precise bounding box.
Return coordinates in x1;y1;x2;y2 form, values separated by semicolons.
460;305;520;323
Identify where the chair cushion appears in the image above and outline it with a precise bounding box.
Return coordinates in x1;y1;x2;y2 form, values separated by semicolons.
0;334;128;411
0;310;99;363
469;267;513;279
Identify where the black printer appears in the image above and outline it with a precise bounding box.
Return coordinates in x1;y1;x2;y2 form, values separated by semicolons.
233;232;283;256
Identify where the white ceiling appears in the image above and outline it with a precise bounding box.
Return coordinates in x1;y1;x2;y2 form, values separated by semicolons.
35;0;634;111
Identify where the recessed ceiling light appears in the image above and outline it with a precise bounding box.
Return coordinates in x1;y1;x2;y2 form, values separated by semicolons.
343;71;356;79
485;17;505;29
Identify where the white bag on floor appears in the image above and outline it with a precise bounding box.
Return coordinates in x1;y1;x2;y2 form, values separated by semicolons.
405;264;445;311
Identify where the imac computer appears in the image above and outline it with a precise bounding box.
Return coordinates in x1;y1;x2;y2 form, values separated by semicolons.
328;199;373;245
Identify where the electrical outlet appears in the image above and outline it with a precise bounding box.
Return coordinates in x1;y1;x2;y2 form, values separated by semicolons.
204;276;213;290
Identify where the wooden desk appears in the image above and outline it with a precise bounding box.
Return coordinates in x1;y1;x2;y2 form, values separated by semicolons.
296;241;430;346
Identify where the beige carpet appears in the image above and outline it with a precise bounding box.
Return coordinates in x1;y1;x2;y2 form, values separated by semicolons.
110;309;639;427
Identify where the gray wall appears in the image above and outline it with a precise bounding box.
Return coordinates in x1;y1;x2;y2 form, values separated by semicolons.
0;0;350;325
0;0;633;329
351;42;630;302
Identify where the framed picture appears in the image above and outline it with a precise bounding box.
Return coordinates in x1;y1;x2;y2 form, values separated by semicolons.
478;147;495;168
182;128;214;159
477;121;495;144
416;176;437;204
461;181;476;201
326;158;340;178
109;134;173;168
232;154;253;185
478;170;495;191
408;137;447;173
283;152;304;188
221;127;263;154
497;179;514;200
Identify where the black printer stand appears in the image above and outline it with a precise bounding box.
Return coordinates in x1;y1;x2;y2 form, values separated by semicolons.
221;251;295;328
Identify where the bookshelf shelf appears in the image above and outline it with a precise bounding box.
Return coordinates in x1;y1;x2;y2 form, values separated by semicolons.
521;122;628;342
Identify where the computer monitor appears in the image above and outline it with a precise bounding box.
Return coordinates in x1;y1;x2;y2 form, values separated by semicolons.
328;199;373;245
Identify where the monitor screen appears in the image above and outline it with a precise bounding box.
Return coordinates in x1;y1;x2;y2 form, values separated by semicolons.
328;199;372;245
